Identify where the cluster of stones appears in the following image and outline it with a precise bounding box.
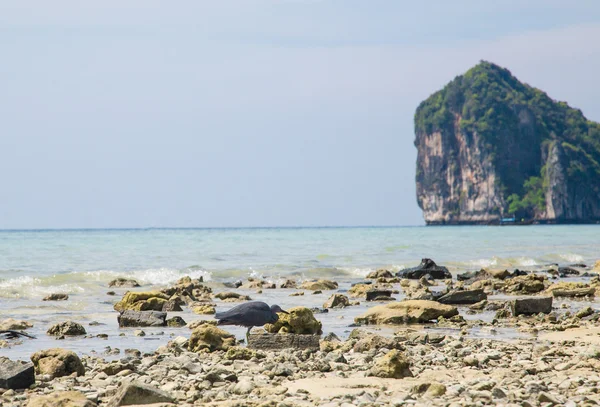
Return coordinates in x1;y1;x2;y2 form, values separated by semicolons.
4;324;600;406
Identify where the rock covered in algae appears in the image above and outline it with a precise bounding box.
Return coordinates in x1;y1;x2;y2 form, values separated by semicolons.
188;325;236;353
113;291;169;312
299;280;338;291
368;349;413;378
264;306;322;334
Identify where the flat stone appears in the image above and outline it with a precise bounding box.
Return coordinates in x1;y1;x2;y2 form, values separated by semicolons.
438;289;487;304
0;358;35;389
117;310;167;327
26;391;97;407
511;297;552;316
247;333;320;350
106;382;174;407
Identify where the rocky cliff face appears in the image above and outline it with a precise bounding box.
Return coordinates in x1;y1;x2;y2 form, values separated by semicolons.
414;62;600;225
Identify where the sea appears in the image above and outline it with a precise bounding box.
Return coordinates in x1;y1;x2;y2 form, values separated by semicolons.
1;225;598;359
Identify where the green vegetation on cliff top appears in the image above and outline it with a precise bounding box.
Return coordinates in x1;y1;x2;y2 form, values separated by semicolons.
415;61;600;217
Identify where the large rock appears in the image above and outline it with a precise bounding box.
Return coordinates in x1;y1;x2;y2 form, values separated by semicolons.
27;391;96;407
188;325;236;353
396;259;452;280
113;291;169;312
118;310;167;327
0;318;33;330
108;278;140;288
106;382;174;407
369;349;413;379
47;321;86;336
437;289;487;304
546;282;595;297
248;333;320;351
511;297;553;316
30;348;85;378
0;357;35;390
323;294;350;309
264;306;322;334
414;61;600;225
355;300;458;325
299;280;338;291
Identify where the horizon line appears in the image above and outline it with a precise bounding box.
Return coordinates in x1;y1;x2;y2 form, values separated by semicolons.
0;225;426;232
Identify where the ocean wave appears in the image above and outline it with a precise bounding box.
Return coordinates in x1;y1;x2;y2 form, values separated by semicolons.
0;275;86;299
559;253;585;263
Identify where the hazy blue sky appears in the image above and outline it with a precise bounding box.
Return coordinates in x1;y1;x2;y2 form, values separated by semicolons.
2;1;600;228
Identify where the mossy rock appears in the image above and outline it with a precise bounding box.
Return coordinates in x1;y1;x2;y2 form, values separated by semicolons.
299;280;338;291
368;349;413;379
225;347;258;360
264;306;322;334
191;303;216;315
188;325;236;353
113;291;169;312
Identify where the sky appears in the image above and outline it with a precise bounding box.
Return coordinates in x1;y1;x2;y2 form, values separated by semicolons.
1;1;600;229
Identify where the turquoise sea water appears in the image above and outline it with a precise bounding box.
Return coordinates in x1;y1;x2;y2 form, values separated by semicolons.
0;225;597;359
0;225;598;298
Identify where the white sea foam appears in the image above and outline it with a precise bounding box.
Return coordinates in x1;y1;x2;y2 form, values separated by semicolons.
0;275;86;299
559;253;585;263
513;257;539;267
469;257;499;268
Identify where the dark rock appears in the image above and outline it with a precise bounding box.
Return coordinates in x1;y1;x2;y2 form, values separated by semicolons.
396;259;452;280
0;358;35;389
166;316;187;327
42;293;69;301
280;279;297;289
117;310;167;327
437;289;487;305
106;381;174;407
511;269;528;277
511;297;553;316
366;290;393;301
310;307;329;314
247;333;320;351
108;278;140;288
558;266;581;277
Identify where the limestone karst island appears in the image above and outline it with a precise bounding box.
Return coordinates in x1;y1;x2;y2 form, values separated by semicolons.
414;61;600;225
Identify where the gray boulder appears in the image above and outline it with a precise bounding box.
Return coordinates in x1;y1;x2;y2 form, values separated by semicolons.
511;297;553;316
117;310;167;327
0;358;35;389
437;289;487;304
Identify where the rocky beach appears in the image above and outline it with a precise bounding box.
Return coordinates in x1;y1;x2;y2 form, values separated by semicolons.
3;257;600;407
